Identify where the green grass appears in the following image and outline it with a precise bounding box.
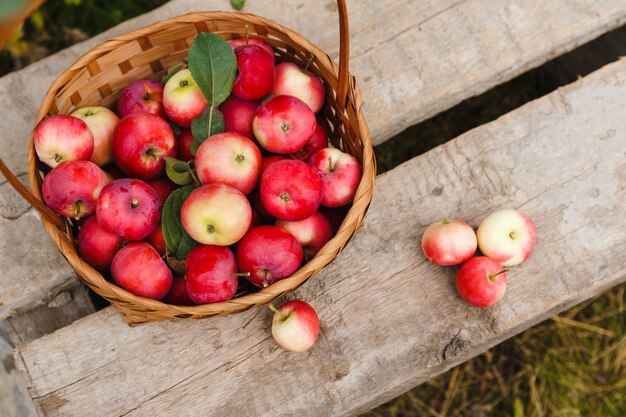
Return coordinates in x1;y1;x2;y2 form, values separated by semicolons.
363;284;626;417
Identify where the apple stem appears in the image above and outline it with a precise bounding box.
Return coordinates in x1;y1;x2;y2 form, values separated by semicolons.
231;272;251;278
268;303;287;320
74;200;83;221
130;198;139;209
442;219;449;225
304;54;315;72
327;156;335;172
146;148;159;161
489;270;507;282
189;168;200;184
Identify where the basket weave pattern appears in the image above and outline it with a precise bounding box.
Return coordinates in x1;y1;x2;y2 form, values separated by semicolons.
24;5;375;325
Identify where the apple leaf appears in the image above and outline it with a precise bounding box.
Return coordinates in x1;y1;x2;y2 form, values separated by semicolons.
230;0;246;10
162;184;200;260
164;157;193;185
188;32;237;107
190;106;224;155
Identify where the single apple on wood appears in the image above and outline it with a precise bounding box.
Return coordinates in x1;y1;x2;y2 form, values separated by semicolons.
477;209;536;266
117;79;164;118
42;160;108;220
421;220;477;266
111;242;173;300
34;115;94;168
308;147;361;208
71;106;119;167
270;300;320;352
180;183;252;246
96;178;161;240
163;68;208;127
185;245;239;304
237;225;303;287
77;215;124;272
456;256;507;308
112;112;176;180
252;95;316;154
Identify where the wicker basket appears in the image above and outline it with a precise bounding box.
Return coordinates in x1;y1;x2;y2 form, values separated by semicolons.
0;0;375;325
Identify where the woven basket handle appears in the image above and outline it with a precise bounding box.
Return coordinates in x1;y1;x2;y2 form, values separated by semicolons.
0;158;66;230
335;0;350;110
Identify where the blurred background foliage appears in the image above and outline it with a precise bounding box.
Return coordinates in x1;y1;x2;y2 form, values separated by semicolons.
0;1;624;416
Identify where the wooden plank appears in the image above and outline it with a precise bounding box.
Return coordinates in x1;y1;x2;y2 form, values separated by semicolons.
14;56;626;417
2;0;626;329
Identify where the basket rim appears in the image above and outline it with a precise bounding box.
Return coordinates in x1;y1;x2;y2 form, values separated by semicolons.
27;10;376;322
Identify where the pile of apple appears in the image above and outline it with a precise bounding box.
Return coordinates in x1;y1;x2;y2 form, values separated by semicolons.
33;31;359;350
421;209;536;308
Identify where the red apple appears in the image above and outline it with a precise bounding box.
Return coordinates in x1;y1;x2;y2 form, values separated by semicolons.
71;106;120;167
270;300;320;352
229;37;274;62
476;209;536;266
163;69;208;127
260;159;323;221
252;95;316;154
308;147;361;208
185;245;238;304
177;129;194;161
421;220;477;266
237;225;303;287
147;178;177;206
232;44;275;101
77;215;124;271
111;242;173;300
290;122;328;161
456;256;507;308
195;132;262;195
145;223;166;256
275;212;333;261
220;95;260;140
260;155;285;176
42;160;108;220
163;276;195;306
181;183;251;246
272;62;325;113
96;178;161;240
112;112;176;180
117;79;164;118
34;115;94;168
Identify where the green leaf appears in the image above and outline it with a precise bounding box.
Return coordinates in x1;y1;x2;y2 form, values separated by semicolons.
190;106;224;155
162;184;200;260
164;157;193;185
230;0;246;10
188;32;237;106
161;61;187;85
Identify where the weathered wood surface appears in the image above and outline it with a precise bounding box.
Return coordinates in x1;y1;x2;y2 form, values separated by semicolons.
2;0;626;332
15;55;626;417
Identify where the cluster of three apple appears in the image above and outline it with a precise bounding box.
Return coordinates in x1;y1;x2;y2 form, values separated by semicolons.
421;209;536;308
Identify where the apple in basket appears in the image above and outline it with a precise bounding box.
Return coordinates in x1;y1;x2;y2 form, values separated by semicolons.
163;68;208;127
71;106;120;167
117;79;165;118
272;62;325;113
34;115;94;168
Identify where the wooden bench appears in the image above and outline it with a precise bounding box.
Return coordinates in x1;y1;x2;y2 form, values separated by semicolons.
3;0;626;415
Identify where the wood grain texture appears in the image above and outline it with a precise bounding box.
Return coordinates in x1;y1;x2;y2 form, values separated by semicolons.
15;56;626;417
2;0;626;323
